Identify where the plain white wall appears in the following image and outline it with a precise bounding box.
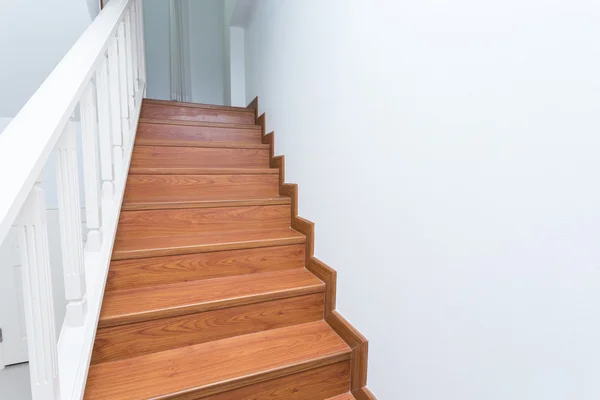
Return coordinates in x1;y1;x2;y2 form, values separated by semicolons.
229;27;246;106
0;0;91;117
245;1;600;398
143;0;226;104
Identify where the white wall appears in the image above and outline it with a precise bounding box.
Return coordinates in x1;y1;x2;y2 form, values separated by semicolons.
0;0;92;117
229;27;246;107
244;1;600;399
143;0;226;104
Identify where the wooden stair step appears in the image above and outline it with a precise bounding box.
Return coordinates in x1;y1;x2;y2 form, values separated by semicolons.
129;166;279;175
122;196;291;211
131;145;270;169
141;101;255;124
123;174;280;205
325;393;356;400
92;293;324;364
84;321;351;399
137;120;262;144
144;98;253;113
99;268;325;328
115;205;291;239
134;138;269;149
106;244;306;292
112;228;306;260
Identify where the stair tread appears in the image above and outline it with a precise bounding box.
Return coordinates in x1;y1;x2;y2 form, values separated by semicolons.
139;117;259;129
99;268;324;327
85;321;351;400
112;228;306;260
122;196;291;210
129;166;279;175
325;393;356;400
141;103;255;124
144;98;254;113
134;139;269;149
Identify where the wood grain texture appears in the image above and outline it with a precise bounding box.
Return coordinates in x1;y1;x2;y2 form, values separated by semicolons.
136;121;261;144
123;174;280;205
139;117;259;130
202;361;351;400
134;139;268;149
122;197;291;211
308;257;337;318
131;146;269;169
92;294;324;364
141;102;255;124
352;387;376;400
99;268;325;328
112;228;306;260
85;321;351;400
106;244;306;291
326;393;356;400
115;205;291;239
129;166;280;175
145;98;253;113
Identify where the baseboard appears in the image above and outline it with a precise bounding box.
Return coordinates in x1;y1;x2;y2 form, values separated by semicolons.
248;96;375;398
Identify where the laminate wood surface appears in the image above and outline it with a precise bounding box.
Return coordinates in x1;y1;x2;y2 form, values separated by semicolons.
123;174;280;205
141;102;256;124
131;146;269;169
92;294;324;364
106;244;306;291
352;387;376;400
136;121;262;144
326;393;356;400
112;228;306;260
202;362;351;400
135;139;269;149
129;166;280;175
144;98;253;113
115;205;291;239
99;268;325;328
122;197;291;211
139;117;259;130
84;321;351;400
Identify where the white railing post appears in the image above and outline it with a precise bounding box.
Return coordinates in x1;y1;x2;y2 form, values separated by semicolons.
117;21;131;148
96;55;115;228
80;84;102;252
124;9;136;114
108;37;124;183
56;121;87;327
130;1;140;94
136;0;147;88
16;179;60;400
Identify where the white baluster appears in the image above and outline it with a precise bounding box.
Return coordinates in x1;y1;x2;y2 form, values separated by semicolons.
80;84;102;252
117;21;131;148
130;2;140;94
136;0;147;88
108;38;124;182
96;55;115;228
16;179;60;400
124;9;136;113
56;121;87;326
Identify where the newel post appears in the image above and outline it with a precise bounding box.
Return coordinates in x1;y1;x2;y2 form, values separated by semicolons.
16;180;60;400
56;121;87;326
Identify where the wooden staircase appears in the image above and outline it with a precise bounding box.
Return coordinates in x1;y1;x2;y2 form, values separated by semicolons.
84;98;375;400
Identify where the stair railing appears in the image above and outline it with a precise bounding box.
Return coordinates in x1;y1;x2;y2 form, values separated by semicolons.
0;0;146;398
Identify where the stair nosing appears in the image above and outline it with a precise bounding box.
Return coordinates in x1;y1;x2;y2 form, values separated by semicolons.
128;167;279;175
143;98;254;114
98;269;325;328
139;117;260;130
133;140;269;149
122;197;291;211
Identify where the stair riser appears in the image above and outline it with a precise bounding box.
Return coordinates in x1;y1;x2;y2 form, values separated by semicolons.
116;205;291;239
92;294;324;364
201;361;351;400
106;245;306;291
131;146;270;169
123;174;280;205
141;103;255;124
137;122;261;144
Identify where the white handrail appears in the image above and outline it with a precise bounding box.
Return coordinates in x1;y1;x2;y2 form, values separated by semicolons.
0;0;146;398
0;0;131;246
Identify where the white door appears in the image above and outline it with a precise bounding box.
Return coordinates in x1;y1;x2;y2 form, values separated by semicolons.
0;228;28;368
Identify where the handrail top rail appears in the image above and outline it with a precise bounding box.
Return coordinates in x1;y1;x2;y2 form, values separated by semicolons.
0;0;131;245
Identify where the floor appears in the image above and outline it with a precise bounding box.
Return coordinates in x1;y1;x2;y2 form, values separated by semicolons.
0;363;31;400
